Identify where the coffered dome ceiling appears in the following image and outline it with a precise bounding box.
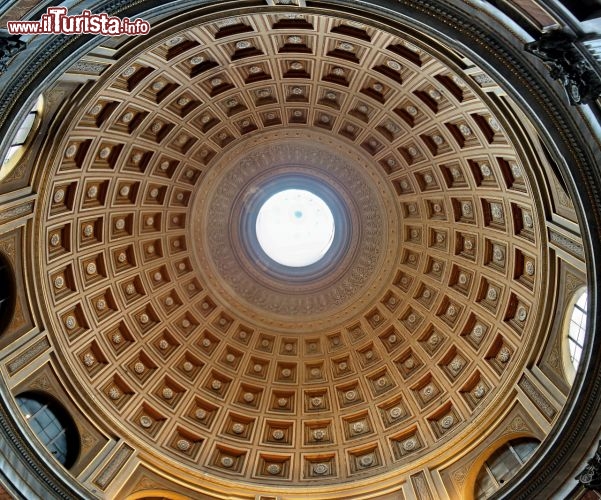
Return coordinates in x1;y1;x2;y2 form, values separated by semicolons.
24;6;557;498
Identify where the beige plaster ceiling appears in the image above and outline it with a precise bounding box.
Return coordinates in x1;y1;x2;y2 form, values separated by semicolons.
32;10;549;494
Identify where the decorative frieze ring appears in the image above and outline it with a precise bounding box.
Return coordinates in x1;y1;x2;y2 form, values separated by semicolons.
192;130;399;330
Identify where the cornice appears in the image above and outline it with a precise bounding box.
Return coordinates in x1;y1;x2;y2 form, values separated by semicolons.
0;1;599;498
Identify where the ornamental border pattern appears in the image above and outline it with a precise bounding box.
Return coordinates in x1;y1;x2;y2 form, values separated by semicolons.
6;336;50;375
549;229;585;258
93;445;134;490
519;375;558;421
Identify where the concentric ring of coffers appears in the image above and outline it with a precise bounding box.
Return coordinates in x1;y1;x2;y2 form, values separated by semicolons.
192;132;396;329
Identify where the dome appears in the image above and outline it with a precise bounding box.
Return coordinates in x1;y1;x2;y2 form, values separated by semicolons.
0;1;599;499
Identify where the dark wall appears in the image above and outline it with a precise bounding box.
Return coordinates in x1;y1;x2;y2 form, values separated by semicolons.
559;0;601;20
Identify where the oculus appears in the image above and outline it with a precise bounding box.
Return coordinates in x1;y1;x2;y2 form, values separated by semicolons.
255;189;335;267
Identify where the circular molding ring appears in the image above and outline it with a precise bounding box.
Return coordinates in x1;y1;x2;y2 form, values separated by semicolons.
192;129;400;330
240;174;352;280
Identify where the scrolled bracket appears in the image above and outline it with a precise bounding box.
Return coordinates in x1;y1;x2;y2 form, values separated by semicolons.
0;30;26;76
576;440;601;491
524;30;601;106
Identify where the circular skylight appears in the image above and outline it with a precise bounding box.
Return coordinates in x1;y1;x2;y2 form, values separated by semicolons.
256;189;335;267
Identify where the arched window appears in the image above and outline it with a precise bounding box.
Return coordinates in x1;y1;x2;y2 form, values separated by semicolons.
0;251;16;335
16;392;80;469
0;95;43;182
568;289;587;369
474;438;540;499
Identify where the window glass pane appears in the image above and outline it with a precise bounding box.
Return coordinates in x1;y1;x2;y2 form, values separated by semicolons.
571;309;584;326
19;396;36;412
569;322;581;339
569;341;578;358
1;95;42;172
569;341;580;364
29;419;44;435
574;326;586;345
512;440;538;463
16;393;78;468
36;410;53;428
51;433;67;463
568;290;587;369
567;331;583;350
13;112;36;144
2;145;20;165
474;439;540;498
475;468;497;499
489;450;520;483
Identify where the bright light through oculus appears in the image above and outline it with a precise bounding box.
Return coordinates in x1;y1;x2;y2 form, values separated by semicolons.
256;189;335;267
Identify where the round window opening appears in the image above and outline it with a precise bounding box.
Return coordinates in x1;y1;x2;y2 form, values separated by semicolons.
255;189;335;267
